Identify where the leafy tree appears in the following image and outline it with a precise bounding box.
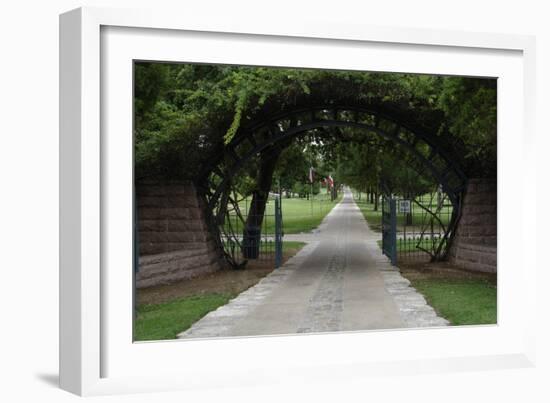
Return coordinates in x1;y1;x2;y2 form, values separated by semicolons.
273;141;311;197
135;63;496;181
436;77;497;176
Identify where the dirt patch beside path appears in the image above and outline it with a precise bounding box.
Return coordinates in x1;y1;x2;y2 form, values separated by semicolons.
137;246;304;305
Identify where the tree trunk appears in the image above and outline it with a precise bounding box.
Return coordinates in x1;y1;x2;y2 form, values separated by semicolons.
374;190;379;211
243;147;282;259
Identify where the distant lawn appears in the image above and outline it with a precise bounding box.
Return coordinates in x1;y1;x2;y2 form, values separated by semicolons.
285;241;307;250
223;240;306;250
354;195;384;232
353;192;452;233
278;194;342;234
377;238;448;254
223;240;307;258
408;278;497;325
227;192;342;235
135;293;233;341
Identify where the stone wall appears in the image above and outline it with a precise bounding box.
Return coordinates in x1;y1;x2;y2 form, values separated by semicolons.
136;181;224;288
448;178;497;273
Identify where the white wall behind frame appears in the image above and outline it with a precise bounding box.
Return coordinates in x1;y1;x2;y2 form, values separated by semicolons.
1;0;548;402
101;24;526;381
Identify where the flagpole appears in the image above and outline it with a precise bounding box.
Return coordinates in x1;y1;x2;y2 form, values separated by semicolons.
310;181;313;216
308;166;313;216
309;138;313;217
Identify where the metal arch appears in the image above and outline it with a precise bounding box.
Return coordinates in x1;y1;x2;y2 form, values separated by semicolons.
200;105;468;266
207;120;465;204
226;104;467;185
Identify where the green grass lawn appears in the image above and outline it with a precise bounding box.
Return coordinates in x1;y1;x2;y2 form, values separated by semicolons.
406;277;497;325
227;192;342;235
134;293;233;341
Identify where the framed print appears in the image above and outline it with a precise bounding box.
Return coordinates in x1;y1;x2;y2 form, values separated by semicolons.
59;6;537;396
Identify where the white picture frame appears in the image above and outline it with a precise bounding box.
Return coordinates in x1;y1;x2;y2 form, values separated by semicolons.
59;6;537;396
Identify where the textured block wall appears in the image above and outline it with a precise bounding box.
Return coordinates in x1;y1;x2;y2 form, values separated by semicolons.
136;181;224;288
448;178;497;273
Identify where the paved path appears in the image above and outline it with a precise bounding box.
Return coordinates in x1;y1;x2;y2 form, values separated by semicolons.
178;189;447;339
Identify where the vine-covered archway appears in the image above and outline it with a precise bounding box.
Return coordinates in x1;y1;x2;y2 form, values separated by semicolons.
198;103;468;267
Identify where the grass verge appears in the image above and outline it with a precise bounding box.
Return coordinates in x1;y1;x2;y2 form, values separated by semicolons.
410;279;496;325
134;293;233;341
400;263;497;326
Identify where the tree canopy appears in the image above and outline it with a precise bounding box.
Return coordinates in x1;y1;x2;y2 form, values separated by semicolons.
134;62;497;183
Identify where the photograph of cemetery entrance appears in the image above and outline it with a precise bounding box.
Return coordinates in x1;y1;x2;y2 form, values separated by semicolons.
133;63;497;341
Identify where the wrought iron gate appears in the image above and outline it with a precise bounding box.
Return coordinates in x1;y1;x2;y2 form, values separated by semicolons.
382;195;397;265
380;188;456;265
274;196;283;268
219;192;284;269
